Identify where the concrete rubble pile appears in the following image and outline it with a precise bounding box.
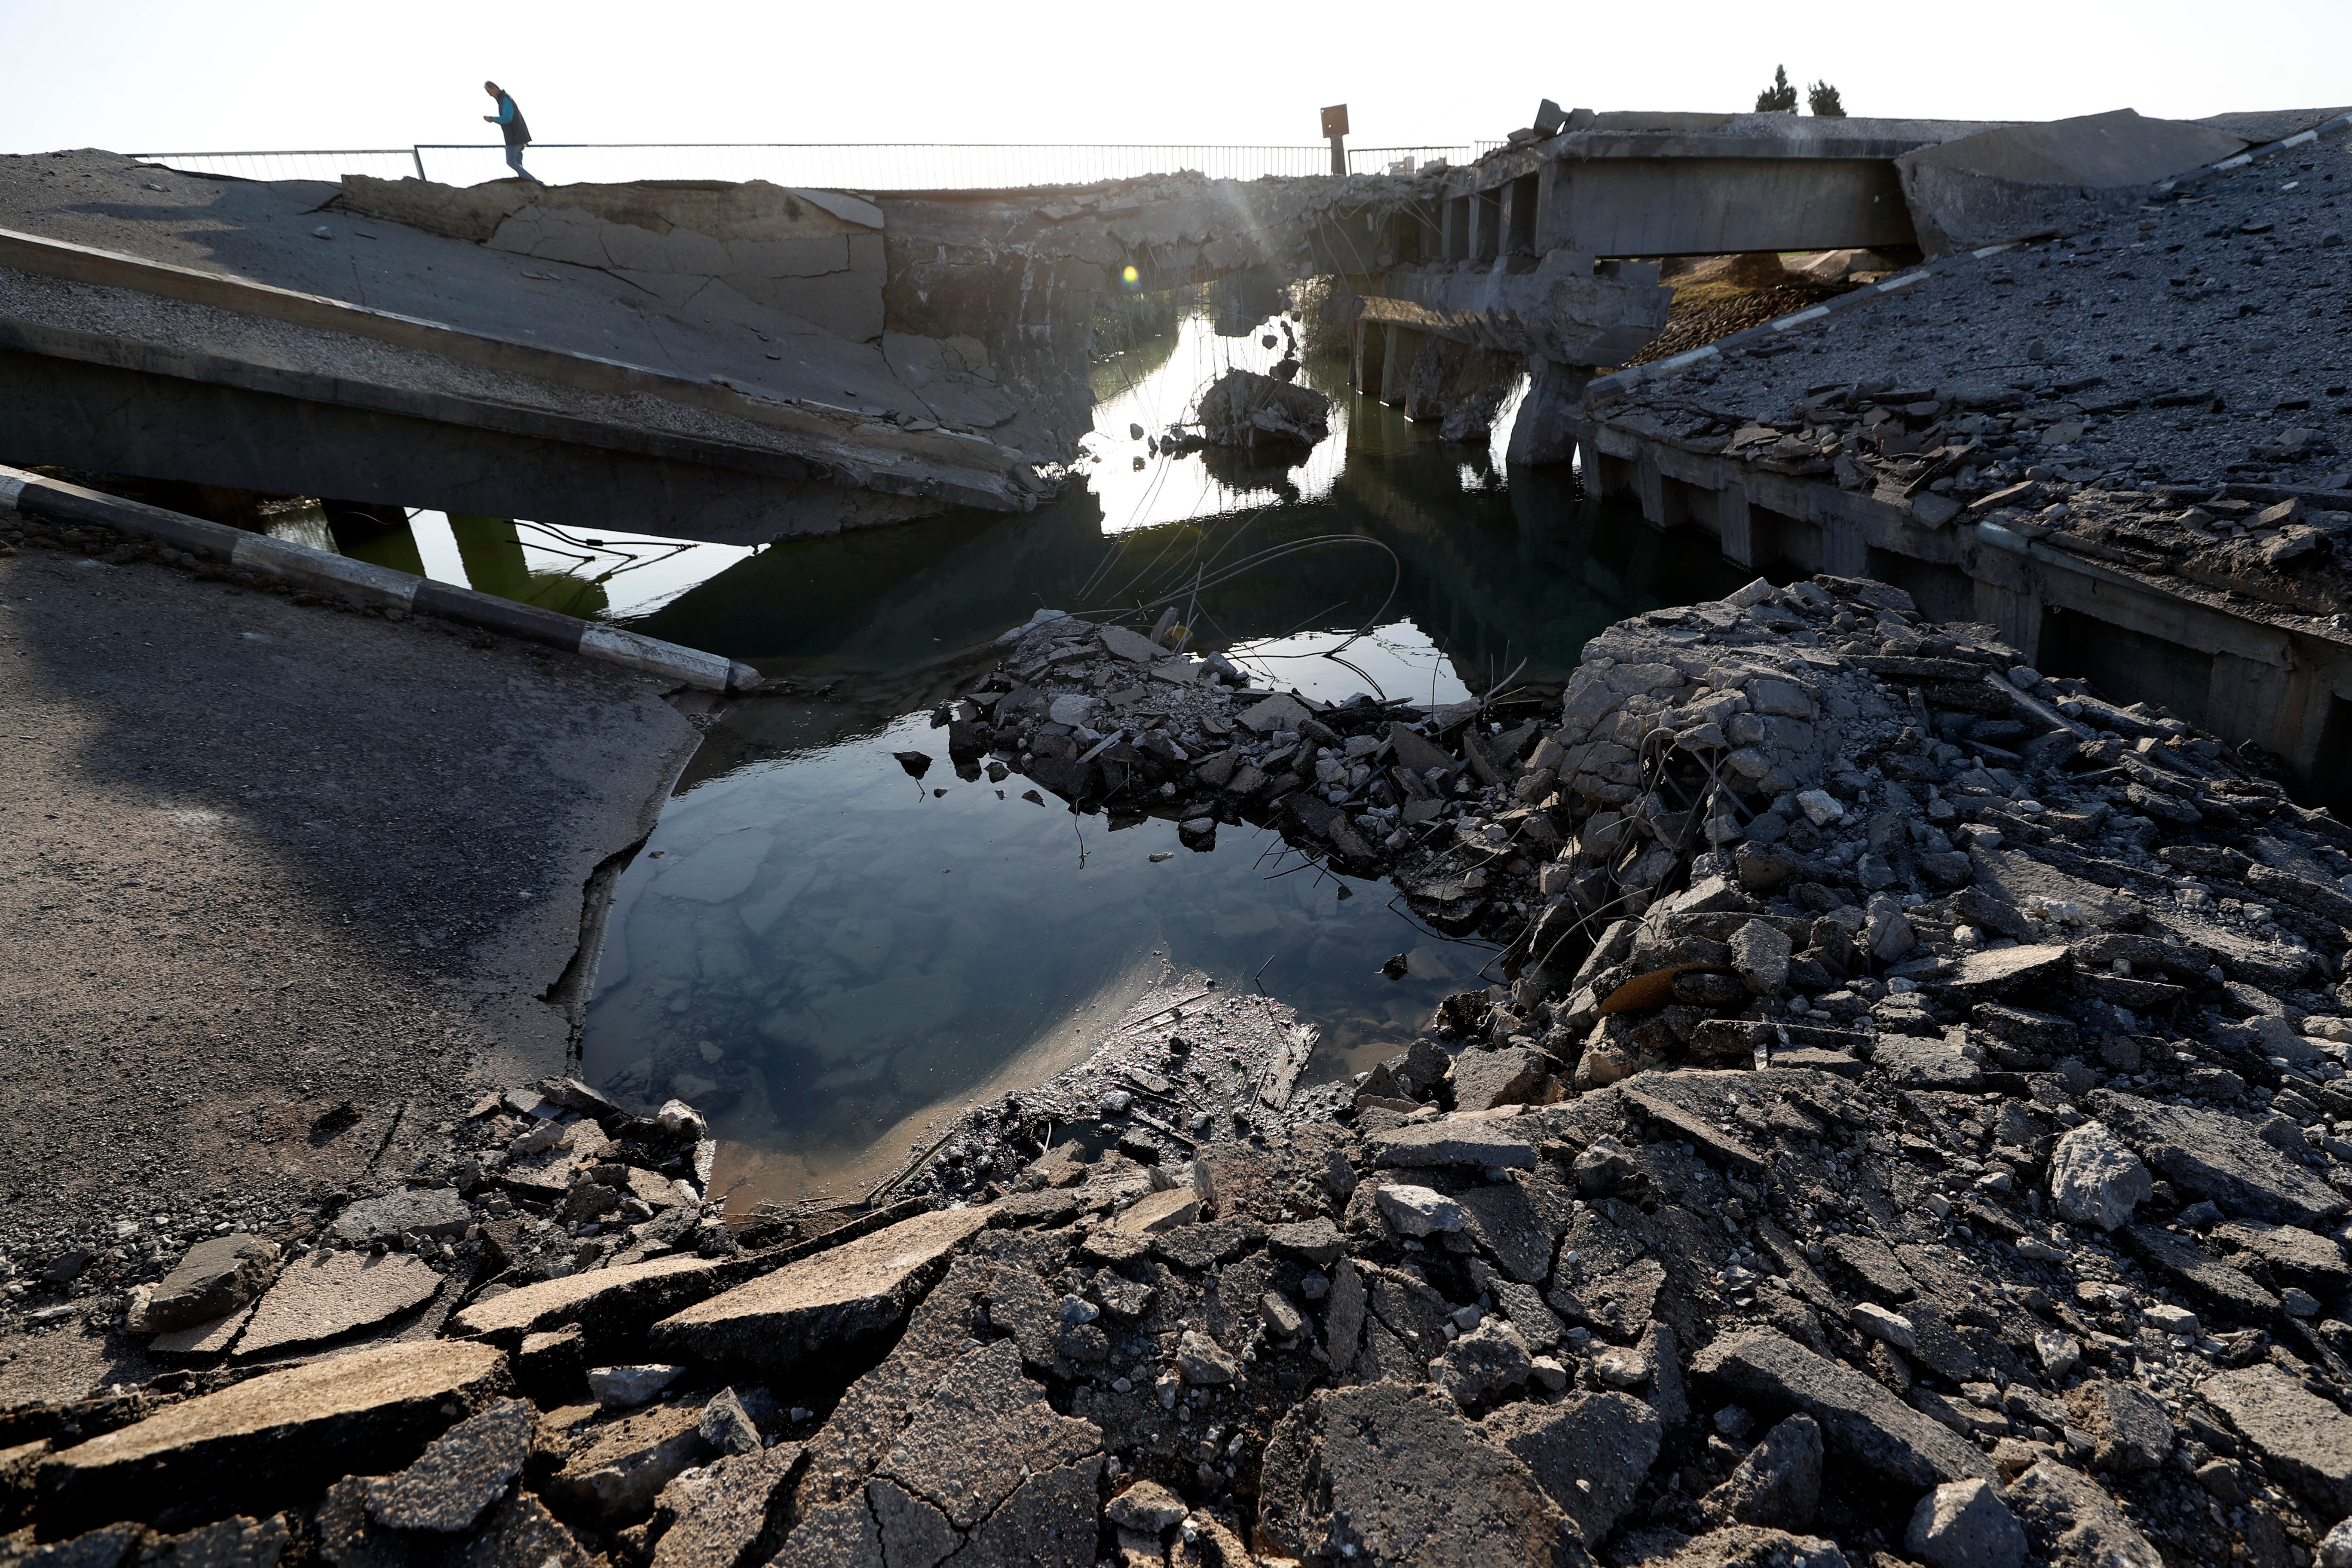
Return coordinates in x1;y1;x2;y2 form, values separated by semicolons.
1591;122;2352;627
9;577;2352;1568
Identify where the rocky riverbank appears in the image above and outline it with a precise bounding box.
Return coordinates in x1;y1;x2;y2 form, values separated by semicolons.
5;573;2349;1567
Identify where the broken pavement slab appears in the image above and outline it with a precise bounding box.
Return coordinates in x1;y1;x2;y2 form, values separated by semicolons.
2088;1092;2346;1228
2199;1365;2352;1515
449;1251;779;1351
128;1235;281;1334
1257;1381;1581;1568
2119;1225;2281;1319
364;1397;535;1534
1941;944;2072;1001
649;1441;805;1568
1620;1077;1769;1173
874;1341;1102;1531
236;1251;443;1359
2004;1459;2164;1568
1482;1390;1662;1542
38;1338;511;1531
332;1189;475;1246
646;1207;989;1374
1363;1115;1540;1170
543;1400;710;1524
1113;1188;1202;1236
1690;1327;1995;1488
149;1304;257;1361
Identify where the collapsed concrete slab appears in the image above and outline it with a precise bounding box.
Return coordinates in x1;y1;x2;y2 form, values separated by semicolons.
1690;1328;1995;1489
448;1246;814;1352
1357;254;1670;368
2200;1365;2352;1515
1896;109;2249;254
646;1207;989;1372
1256;1382;1581;1568
38;1339;511;1532
235;1250;443;1359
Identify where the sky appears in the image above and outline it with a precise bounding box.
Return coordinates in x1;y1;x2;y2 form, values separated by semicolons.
4;0;2349;157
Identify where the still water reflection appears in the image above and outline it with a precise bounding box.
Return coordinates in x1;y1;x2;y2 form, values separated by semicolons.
570;331;1745;1209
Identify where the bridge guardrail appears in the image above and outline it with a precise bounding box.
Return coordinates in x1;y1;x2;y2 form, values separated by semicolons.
127;141;1479;191
0;465;760;693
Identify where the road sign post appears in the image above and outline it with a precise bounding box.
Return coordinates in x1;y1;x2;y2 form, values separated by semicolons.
1321;104;1349;176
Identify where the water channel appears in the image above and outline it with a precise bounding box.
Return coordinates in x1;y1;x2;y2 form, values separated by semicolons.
251;307;1747;1208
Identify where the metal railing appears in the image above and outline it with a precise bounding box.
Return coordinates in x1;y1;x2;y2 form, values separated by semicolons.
125;147;426;184
127;141;1482;192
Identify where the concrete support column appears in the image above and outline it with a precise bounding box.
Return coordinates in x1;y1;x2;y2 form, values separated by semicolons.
1709;486;1756;567
1504;173;1540;255
1379;325;1424;407
1505;358;1589;468
1351;319;1387;395
2209;651;2300;766
1404;337;1465;424
1474;189;1504;261
1633;454;1668;530
1818;516;1871;578
1972;576;2043;662
1444;199;1471;262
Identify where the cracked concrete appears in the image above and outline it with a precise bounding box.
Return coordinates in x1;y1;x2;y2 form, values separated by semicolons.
0;531;698;1396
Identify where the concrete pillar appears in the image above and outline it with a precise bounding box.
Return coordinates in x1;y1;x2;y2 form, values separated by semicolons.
447;514;528;597
1505;358;1589;468
1633;454;1668;530
1709;486;1756;567
1819;517;1871;579
1972;576;2042;662
1474;189;1504;261
1379;325;1424;407
1351;319;1387;395
2209;651;2298;763
1586;453;1626;500
1505;173;1540;254
1444;199;1471;262
1405;337;1468;424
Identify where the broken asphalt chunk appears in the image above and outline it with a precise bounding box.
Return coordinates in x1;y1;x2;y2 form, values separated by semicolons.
1690;1327;1995;1489
39;1339;510;1532
647;1207;989;1374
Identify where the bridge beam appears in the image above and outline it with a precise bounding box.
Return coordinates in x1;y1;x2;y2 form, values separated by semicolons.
1535;156;1915;257
1377;325;1423;407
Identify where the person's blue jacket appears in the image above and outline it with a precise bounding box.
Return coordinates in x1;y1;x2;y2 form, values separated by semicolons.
493;94;532;148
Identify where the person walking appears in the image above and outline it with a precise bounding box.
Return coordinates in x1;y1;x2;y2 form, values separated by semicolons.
482;82;537;182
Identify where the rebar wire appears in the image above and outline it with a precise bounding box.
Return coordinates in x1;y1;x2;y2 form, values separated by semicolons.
510;519;704;583
1105;535;1404;657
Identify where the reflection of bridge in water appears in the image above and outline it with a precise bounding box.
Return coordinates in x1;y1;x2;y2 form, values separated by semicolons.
615;357;1751;691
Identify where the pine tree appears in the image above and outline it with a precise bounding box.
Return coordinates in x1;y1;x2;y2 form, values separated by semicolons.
1808;80;1847;118
1754;66;1797;114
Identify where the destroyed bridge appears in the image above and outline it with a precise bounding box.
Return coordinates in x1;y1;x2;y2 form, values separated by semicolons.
6;102;2352;799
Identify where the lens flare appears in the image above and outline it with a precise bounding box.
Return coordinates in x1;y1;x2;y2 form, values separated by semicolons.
1121;263;1141;291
